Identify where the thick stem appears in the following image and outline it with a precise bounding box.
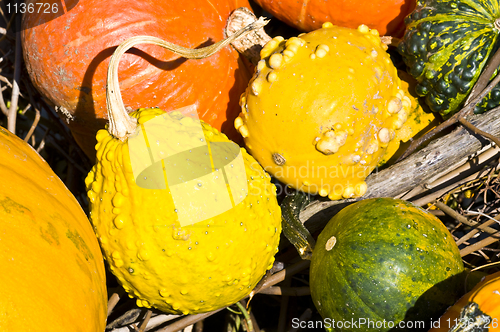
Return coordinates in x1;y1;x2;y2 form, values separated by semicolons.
225;7;272;65
106;17;270;139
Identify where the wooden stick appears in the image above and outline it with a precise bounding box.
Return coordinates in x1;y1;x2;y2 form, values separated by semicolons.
300;106;500;228
458;116;500;148
7;15;21;134
107;292;122;316
155;309;225;332
433;202;500;257
460;236;500;257
434;201;499;236
456;217;499;246
137;310;152;332
402;143;500;199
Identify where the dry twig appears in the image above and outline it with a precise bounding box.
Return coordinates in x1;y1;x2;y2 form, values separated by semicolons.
7;14;21;134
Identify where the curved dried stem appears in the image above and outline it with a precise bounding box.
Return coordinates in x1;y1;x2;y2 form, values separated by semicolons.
235;301;254;332
106;17;269;139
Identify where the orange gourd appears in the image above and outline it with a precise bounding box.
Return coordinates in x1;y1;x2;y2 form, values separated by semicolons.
252;0;416;37
429;271;500;331
0;127;107;331
21;0;253;160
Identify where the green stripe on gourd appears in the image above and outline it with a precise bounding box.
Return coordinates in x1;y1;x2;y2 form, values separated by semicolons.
398;0;500;118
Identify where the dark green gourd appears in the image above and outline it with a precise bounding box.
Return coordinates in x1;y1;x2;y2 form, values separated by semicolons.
398;0;500;118
310;198;465;331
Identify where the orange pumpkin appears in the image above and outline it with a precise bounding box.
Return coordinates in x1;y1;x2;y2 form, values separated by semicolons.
252;0;416;37
21;0;253;160
0;127;107;330
429;271;500;331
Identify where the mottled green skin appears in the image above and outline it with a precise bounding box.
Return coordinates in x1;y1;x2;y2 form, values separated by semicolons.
397;0;500;118
310;198;464;331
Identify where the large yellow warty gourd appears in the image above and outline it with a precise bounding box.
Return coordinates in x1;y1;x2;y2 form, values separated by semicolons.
85;107;282;315
236;23;435;200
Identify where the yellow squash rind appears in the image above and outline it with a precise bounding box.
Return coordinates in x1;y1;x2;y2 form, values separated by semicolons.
86;108;282;315
0;127;107;331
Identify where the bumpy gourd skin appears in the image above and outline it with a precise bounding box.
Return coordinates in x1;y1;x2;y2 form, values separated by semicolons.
85;108;282;315
398;0;500;117
236;23;433;200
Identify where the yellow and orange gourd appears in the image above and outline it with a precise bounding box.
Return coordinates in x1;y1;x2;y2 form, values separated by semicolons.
236;23;434;200
85;27;282;315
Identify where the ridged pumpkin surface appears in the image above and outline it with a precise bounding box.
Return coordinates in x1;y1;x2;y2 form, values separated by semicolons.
85;108;282;315
398;0;500;118
236;23;434;200
310;198;464;331
21;0;253;159
429;271;500;331
0;127;107;331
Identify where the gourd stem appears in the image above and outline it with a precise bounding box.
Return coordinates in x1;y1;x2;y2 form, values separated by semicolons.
281;190;315;260
106;17;270;140
225;7;272;65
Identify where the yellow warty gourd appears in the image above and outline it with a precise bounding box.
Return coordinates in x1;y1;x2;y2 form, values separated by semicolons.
84;23;281;315
85;108;282;315
235;23;435;200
